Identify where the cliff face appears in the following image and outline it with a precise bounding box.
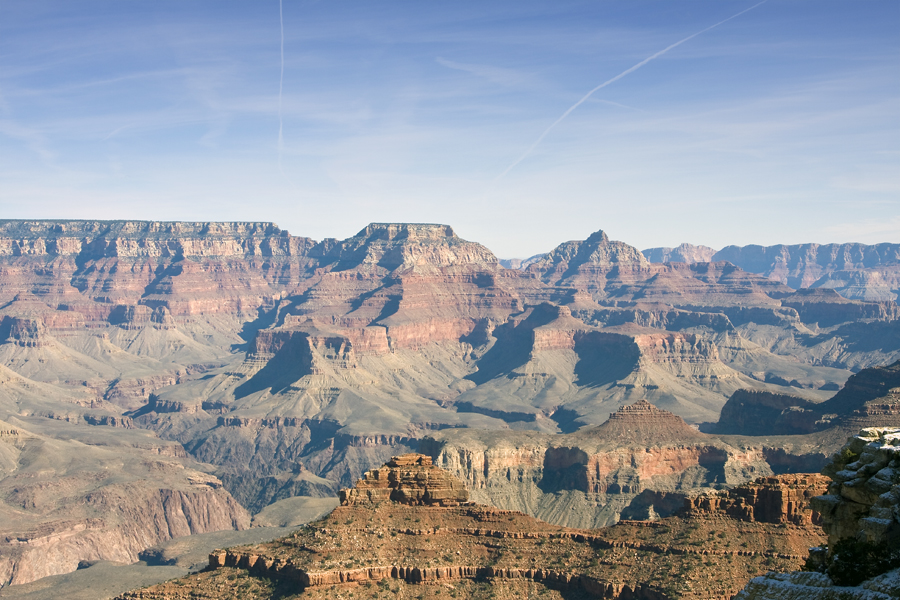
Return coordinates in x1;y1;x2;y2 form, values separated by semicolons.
682;474;829;525
643;240;900;302
642;243;717;264
339;453;469;507
711;242;900;290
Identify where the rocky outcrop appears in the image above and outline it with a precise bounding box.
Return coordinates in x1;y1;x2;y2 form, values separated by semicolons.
682;474;829;525
339;453;469;507
812;427;899;548
736;570;900;600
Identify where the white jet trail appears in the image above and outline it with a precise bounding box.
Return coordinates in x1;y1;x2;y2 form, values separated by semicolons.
496;0;767;180
278;0;285;168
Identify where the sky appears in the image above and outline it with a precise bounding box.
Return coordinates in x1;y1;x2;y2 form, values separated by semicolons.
0;1;898;258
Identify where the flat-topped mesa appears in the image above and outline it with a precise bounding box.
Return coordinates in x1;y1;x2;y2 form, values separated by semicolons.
357;223;456;242
0;219;318;258
607;398;665;420
322;222;499;273
643;243;717;264
339;453;470;507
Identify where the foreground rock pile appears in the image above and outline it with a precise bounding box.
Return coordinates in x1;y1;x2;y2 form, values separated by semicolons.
119;454;825;599
735;427;900;599
814;427;900;548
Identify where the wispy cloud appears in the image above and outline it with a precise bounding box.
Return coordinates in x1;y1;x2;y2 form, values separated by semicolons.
0;0;896;257
435;57;532;87
0;119;54;159
495;1;768;179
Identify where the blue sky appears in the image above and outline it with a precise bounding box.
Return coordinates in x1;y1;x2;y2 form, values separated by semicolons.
1;1;897;257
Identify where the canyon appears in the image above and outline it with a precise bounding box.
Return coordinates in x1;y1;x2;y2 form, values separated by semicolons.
0;219;898;593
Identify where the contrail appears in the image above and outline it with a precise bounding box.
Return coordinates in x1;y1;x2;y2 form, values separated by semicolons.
278;0;285;168
496;0;767;180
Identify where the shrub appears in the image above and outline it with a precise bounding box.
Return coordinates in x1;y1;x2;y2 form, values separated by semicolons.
826;538;900;586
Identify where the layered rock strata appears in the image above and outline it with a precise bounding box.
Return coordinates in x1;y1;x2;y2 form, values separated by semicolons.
1;221;898;592
682;474;829;525
643;244;717;264
339;453;469;507
711;361;900;436
427;400;836;527
712;242;900;299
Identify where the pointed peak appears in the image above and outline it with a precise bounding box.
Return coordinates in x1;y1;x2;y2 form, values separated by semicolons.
585;230;609;245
